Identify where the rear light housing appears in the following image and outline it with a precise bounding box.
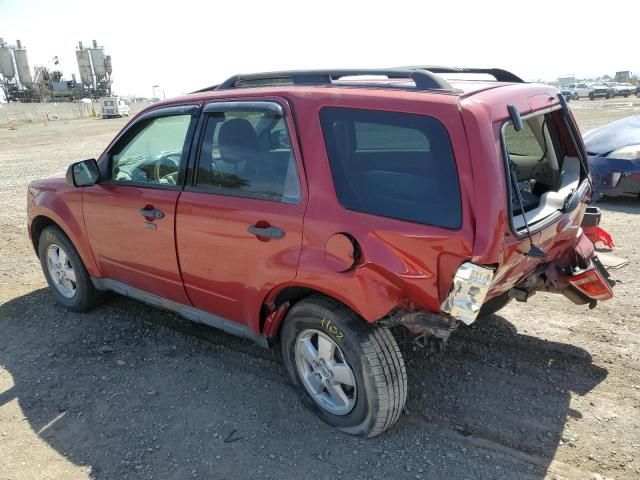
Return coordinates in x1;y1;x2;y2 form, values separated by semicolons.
441;262;495;325
567;265;613;301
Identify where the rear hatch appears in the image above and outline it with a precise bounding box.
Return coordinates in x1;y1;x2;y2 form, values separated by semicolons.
472;89;592;294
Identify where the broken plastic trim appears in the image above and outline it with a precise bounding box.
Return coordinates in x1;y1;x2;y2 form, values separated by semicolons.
440;262;495;325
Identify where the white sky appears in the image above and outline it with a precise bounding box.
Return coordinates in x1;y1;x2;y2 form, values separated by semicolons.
1;0;639;98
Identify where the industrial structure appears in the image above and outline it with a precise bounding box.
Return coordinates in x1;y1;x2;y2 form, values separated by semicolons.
0;39;112;102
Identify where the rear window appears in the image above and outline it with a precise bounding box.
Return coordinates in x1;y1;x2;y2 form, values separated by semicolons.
320;107;461;229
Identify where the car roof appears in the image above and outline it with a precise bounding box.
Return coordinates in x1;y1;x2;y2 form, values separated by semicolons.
146;68;560;113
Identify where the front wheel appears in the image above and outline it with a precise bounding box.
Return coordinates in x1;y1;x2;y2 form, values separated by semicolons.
38;226;104;312
573;93;579;100
281;296;407;437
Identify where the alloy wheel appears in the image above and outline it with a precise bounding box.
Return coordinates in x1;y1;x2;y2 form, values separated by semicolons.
295;329;357;415
46;244;77;298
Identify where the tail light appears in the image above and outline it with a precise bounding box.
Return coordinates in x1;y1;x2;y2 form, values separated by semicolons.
568;267;613;301
441;262;495;325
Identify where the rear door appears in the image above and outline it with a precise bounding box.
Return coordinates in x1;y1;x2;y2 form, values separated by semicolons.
83;105;199;303
176;99;306;331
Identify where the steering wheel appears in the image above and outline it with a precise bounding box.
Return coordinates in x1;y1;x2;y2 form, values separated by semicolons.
154;154;181;185
210;159;224;180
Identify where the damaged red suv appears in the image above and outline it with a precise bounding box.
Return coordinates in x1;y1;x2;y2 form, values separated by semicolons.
28;67;614;437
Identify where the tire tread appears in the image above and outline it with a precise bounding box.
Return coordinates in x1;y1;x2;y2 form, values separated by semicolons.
292;295;407;437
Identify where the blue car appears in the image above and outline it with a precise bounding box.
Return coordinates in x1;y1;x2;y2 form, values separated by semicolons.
584;115;640;198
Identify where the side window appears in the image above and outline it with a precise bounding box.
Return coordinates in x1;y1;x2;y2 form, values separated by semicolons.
194;107;300;203
319;107;461;229
110;114;192;186
355;122;430;151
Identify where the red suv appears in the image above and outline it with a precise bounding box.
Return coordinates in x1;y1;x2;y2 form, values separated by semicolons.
28;67;614;437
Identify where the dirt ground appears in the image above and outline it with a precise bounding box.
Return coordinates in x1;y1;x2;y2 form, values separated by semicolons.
1;96;639;480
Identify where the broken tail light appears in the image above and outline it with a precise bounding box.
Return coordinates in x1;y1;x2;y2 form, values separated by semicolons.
441;262;495;325
568;266;613;301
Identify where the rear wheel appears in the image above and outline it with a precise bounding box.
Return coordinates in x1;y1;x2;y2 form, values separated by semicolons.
38;226;104;312
281;296;407;437
589;92;595;100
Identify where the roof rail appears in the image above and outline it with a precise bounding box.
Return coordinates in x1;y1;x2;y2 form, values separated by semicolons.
205;69;454;92
400;66;525;83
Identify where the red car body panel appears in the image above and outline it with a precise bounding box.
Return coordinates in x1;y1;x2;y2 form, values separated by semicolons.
82;185;190;305
176;192;305;331
27;80;608;341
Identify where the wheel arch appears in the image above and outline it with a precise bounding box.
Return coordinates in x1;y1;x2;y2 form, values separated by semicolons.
29;211;101;278
260;283;376;339
30;215;69;253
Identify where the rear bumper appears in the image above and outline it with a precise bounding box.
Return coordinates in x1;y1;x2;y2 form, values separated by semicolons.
538;231;614;304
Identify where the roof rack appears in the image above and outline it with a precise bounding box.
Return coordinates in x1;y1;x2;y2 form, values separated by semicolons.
193;69;455;93
191;66;525;95
399;66;525;83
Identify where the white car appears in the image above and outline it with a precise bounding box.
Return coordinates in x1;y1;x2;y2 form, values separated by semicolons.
614;83;634;97
567;82;610;100
100;97;130;119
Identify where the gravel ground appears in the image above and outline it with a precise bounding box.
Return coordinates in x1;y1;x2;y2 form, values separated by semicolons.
0;97;639;480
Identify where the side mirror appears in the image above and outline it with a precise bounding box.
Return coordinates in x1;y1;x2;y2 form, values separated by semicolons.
66;158;100;187
270;129;291;150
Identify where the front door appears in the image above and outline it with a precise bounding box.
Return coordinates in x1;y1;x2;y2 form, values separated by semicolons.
83;106;198;304
176;100;306;331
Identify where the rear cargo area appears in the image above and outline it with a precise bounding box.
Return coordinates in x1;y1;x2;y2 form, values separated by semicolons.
502;108;583;231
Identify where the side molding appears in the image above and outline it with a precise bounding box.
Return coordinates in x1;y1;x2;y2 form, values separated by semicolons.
92;278;269;348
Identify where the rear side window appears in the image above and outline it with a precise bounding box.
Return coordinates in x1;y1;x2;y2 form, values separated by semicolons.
194;108;301;203
319;108;461;229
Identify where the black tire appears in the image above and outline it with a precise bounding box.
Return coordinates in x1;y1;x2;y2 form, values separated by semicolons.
589;92;595;100
478;292;512;318
281;296;407;437
605;92;611;99
38;226;104;312
573;93;579;100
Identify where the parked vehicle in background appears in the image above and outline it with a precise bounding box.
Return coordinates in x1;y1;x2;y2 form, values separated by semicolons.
614;83;634;97
590;83;612;100
568;83;610;100
559;85;573;102
604;82;619;97
27;67;615;437
100;97;130;119
585;115;640;198
568;83;587;99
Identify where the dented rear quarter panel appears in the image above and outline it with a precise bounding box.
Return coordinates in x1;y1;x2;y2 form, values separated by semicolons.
282;89;476;322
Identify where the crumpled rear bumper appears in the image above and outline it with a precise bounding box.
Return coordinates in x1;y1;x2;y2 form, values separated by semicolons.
543;231;614;304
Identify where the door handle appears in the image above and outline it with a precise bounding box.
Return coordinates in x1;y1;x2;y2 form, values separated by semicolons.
247;224;285;239
138;206;165;220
